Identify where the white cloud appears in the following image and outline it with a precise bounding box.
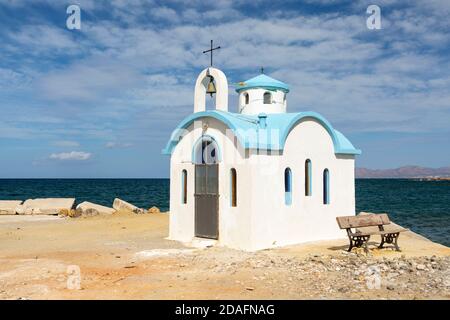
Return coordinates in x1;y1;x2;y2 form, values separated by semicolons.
151;6;179;22
3;0;97;10
9;25;81;55
2;0;450;144
105;141;133;148
0;68;31;89
36;62;142;102
49;151;91;161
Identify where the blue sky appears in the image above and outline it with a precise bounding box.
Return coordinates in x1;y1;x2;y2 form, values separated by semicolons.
0;0;449;178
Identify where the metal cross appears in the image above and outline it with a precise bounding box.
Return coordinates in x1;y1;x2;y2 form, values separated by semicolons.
203;40;221;67
261;67;264;74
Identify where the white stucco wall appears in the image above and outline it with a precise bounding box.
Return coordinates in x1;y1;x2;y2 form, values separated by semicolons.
239;88;287;115
168;117;355;251
247;119;355;250
168;119;254;249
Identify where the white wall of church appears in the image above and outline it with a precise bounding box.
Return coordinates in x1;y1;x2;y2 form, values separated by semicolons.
239;88;287;115
247;119;355;250
168;118;355;251
168;119;254;249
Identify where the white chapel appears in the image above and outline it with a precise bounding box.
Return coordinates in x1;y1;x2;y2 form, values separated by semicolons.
162;64;361;251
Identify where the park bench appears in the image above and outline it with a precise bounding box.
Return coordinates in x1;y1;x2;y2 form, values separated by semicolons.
336;214;408;252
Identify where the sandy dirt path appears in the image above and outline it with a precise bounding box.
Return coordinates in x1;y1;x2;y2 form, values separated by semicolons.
0;212;449;300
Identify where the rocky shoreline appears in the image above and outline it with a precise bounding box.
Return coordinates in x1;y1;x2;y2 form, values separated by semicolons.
0;197;159;217
181;248;450;299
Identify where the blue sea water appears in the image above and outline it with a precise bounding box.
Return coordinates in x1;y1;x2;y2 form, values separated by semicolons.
0;179;448;246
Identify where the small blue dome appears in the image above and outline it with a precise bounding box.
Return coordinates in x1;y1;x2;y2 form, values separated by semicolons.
235;74;290;93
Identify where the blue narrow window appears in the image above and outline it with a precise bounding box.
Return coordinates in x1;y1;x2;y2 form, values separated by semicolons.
181;170;187;204
305;159;312;196
284;168;292;205
230;168;237;207
323;169;330;204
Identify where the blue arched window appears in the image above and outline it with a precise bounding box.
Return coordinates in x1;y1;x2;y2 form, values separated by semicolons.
323;169;330;204
181;169;187;204
305;159;312;196
284;167;292;205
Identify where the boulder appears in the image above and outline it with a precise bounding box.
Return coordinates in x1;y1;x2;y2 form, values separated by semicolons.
0;200;23;215
148;206;160;214
69;209;81;218
25;207;43;215
76;201;116;217
20;198;75;215
59;209;79;217
113;198;145;214
59;209;70;217
15;204;25;215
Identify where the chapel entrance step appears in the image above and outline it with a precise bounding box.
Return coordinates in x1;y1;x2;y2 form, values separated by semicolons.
189;237;218;249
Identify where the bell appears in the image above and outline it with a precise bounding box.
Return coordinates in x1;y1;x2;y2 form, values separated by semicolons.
206;76;216;97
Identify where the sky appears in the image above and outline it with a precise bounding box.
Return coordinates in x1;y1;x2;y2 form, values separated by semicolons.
0;0;449;178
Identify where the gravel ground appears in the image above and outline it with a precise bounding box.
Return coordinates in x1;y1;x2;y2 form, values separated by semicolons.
0;212;449;299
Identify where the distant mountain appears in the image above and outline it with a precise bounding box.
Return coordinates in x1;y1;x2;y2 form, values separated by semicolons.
356;166;450;178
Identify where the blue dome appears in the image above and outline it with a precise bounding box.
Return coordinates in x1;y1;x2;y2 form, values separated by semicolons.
235;74;290;93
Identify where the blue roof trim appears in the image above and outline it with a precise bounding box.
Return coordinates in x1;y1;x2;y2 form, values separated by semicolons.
162;110;361;156
161;111;255;155
235;74;290;93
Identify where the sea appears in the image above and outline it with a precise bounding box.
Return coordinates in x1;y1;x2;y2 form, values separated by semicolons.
0;179;449;246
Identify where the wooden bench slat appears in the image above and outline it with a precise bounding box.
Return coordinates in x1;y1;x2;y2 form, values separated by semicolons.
350;228;408;237
336;213;390;229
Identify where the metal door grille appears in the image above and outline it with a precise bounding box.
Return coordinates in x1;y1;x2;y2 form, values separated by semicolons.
194;164;219;239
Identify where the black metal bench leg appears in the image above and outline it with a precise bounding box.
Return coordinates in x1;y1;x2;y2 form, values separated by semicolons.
394;233;401;251
378;235;385;249
348;237;353;252
364;236;370;253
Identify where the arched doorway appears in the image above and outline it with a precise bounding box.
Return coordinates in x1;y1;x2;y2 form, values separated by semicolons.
193;136;220;239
